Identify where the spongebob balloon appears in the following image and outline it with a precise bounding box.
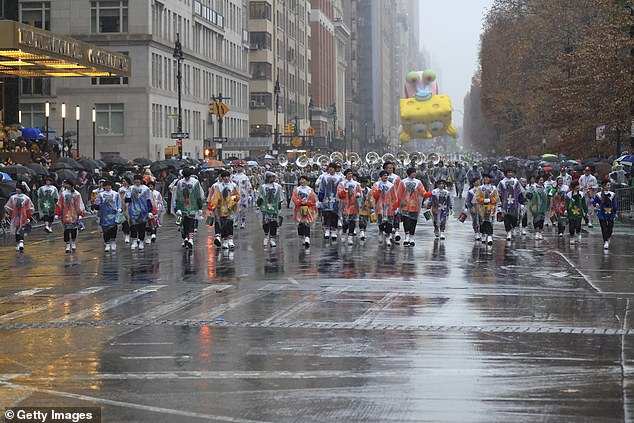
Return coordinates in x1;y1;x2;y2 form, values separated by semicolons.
400;69;456;143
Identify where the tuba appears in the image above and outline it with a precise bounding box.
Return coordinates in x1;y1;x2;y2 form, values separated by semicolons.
330;151;344;164
315;155;330;167
397;151;410;165
428;152;440;165
382;153;396;164
410;152;425;166
365;151;381;166
278;154;289;167
348;152;361;167
296;154;309;168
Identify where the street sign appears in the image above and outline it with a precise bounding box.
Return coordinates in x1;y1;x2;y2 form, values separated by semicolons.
306;127;316;137
167;114;179;119
210;102;230;119
170;132;190;139
213;137;228;143
291;136;302;148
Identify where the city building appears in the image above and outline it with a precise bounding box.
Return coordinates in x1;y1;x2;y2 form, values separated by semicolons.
17;0;250;160
248;0;311;154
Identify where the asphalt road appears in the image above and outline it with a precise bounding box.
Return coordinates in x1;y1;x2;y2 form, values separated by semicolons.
1;206;633;422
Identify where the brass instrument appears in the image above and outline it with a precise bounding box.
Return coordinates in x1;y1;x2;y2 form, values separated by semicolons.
296;154;309;168
365;151;381;165
428;152;440;165
382;153;396;164
330;151;344;164
410;152;425;166
396;151;410;165
315;155;330;167
348;152;361;167
278;154;289;167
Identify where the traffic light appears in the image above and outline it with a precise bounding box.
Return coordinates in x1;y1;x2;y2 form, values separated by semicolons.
284;122;295;135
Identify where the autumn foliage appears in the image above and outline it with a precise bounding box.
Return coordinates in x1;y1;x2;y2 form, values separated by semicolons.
467;0;634;157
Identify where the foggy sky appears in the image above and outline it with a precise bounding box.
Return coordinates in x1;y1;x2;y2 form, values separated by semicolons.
418;0;494;128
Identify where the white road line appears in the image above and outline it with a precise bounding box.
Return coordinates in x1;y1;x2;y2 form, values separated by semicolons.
0;382;273;423
123;286;216;323
112;342;174;346
194;291;271;320
0;287;105;323
0;288;48;304
354;292;401;325
120;356;191;360
554;251;601;293
63;286;165;321
287;277;299;285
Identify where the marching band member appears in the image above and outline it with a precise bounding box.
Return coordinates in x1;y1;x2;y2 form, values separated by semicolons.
56;179;85;253
257;171;283;247
559;167;572;187
145;181;163;244
497;169;525;241
357;176;373;241
94;179;123;252
465;177;481;240
337;169;362;245
579;166;598;228
125;175;155;250
476;174;499;246
550;176;568;238
208;170;239;250
317;163;343;241
431;179;453;240
292;175;318;248
174;168;204;249
565;181;588;245
118;177;132;243
231;164;253;229
372;170;398;247
397;167;430;246
593;180;618;250
37;175;59;233
383;161;403;243
519;177;529;235
527;176;549;240
5;184;34;252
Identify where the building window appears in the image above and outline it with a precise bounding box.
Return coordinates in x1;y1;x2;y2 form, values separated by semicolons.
250;124;272;137
91;52;129;85
249;1;270;20
95;103;124;135
249;32;271;50
19;103;45;128
91;0;128;33
19;1;50;30
250;62;272;80
20;78;51;96
250;92;272;110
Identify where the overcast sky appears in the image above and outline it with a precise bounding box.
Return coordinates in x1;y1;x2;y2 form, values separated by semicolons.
418;0;494;128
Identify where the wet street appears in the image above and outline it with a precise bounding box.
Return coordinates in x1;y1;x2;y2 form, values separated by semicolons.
1;207;634;422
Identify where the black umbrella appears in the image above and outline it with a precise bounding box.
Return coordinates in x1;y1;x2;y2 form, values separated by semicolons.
77;157;103;172
51;161;75;170
1;165;37;177
102;155;130;166
53;157;84;170
55;169;78;183
0;179;17;198
133;157;152;166
25;162;49;176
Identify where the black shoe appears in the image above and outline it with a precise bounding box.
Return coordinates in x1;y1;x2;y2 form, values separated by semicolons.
409;241;415;246
214;237;221;247
403;241;410;247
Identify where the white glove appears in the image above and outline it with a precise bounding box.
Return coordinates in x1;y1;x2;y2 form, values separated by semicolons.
484;198;491;204
117;209;122;213
176;210;182;216
148;213;154;218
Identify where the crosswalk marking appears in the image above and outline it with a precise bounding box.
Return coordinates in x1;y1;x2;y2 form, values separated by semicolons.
0;288;48;304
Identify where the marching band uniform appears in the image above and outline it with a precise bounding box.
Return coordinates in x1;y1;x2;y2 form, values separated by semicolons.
549;178;568;237
257;173;283;247
118;179;131;243
5;188;34;252
565;183;587;244
593;185;618;249
497;173;525;240
56;182;85;253
465;181;481;240
397;174;429;246
37;179;58;233
431;182;453;239
386;169;402;242
527;180;548;239
519;178;529;235
357;180;373;241
476;178;499;246
337;173;362;245
94;183;123;251
231;168;253;229
579;168;598;227
292;181;318;248
208;178;239;250
317;168;343;240
372;174;398;247
148;185;164;243
175;171;204;249
125;179;154;250
453;163;467;198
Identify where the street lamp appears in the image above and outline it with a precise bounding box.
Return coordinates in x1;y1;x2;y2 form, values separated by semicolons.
75;105;80;157
45;101;50;152
331;104;337;149
274;75;280;154
18;110;21;125
173;32;184;160
92;107;96;159
61;102;66;157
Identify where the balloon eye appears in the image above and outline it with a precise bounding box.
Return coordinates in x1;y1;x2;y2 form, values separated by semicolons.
430;121;444;132
412;123;427;134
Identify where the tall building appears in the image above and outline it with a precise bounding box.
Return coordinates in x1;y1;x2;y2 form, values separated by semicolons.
18;0;250;160
0;0;19;125
248;0;311;153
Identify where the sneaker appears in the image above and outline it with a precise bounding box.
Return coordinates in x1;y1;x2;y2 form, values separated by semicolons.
378;236;384;245
535;233;540;240
131;241;137;250
304;236;310;248
138;241;145;250
240;223;245;229
124;235;130;244
475;233;481;241
145;237;152;245
410;239;416;246
394;232;401;242
577;234;582;243
228;239;235;250
347;236;354;246
222;240;229;249
194;228;198;233
182;240;188;248
233;222;238;228
440;232;446;240
360;230;366;241
214;236;222;247
263;236;270;247
45;226;53;233
506;232;512;241
487;235;493;246
66;243;71;253
269;238;277;247
385;236;392;247
404;234;410;246
558;233;564;238
71;242;76;251
570;238;576;245
603;241;609;250
187;239;194;249
481;236;487;244
588;222;593;228
434;230;440;238
18;241;24;252
16;244;20;252
110;242;117;251
331;232;337;241
151;234;156;243
104;243;111;252
521;229;527;235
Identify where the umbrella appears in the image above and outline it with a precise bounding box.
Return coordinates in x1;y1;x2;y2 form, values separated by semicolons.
25;163;49;177
133;157;152;166
543;166;554;172
541;154;558;162
616;155;634;164
247;161;258;167
1;165;36;177
55;169;78;183
102;155;130;166
21;127;44;140
0;179;17;198
51;161;75;170
202;159;224;168
54;157;83;169
77;158;103;172
264;154;275;160
38;126;56;133
1;172;12;180
63;130;77;138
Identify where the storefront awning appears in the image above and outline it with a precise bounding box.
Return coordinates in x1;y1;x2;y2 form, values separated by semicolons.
0;20;130;78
